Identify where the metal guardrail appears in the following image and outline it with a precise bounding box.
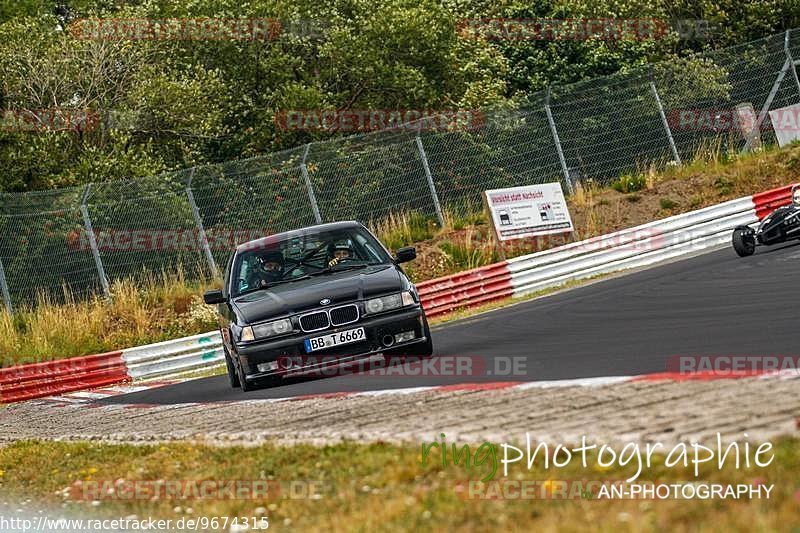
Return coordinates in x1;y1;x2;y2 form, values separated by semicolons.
417;186;796;315
508;197;757;296
122;332;224;379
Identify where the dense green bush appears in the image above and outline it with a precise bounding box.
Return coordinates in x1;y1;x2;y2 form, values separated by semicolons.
0;1;796;193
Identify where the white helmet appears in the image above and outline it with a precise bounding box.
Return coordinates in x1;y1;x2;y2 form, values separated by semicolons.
793;185;800;206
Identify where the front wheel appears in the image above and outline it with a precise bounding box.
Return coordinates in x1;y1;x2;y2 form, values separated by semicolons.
224;349;240;388
236;358;256;392
732;227;756;257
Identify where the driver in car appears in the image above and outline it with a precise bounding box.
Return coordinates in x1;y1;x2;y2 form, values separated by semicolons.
793;185;800;206
327;241;353;268
248;250;284;288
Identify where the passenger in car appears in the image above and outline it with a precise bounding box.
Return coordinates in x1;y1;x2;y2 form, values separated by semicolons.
327;241;353;267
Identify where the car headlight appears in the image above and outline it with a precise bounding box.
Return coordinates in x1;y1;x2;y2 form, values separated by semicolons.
240;326;255;342
252;318;293;339
365;291;415;315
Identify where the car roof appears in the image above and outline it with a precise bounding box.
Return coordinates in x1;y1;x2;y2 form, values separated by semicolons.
234;220;364;253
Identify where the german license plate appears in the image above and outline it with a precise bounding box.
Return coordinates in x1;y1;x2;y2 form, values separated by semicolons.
304;327;365;353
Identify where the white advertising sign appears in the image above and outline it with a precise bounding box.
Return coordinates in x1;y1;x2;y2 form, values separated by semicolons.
484;183;574;241
769;103;800;147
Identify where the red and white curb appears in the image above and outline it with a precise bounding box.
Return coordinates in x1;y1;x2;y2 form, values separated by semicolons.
20;370;799;411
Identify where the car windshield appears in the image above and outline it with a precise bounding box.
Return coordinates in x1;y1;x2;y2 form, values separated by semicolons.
231;225;392;297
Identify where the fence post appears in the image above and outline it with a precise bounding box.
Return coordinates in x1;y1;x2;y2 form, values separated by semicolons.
186;169;219;277
784;30;800;99
414;134;445;227
0;256;12;314
301;144;323;224
649;67;682;165
744;54;793;151
545;87;574;194
80;184;110;298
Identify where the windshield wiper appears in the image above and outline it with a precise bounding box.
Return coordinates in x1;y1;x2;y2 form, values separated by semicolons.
235;275;312;297
270;275;312;285
235;286;271;297
309;263;370;277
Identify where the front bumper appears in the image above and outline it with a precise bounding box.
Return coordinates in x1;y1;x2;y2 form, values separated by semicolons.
235;307;426;381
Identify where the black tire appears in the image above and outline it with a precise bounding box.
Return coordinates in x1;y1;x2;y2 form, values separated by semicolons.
224;348;240;389
417;314;434;356
732;227;756;257
236;358;256;392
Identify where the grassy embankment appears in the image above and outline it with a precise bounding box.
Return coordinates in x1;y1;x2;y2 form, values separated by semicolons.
3;140;800;366
0;438;797;531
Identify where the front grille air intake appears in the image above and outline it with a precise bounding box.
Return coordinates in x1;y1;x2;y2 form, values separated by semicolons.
299;311;330;332
329;304;359;326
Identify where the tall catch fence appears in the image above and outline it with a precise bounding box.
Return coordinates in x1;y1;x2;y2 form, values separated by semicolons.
1;28;799;311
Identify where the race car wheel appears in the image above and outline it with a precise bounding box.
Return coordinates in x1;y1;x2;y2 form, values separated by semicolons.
224;348;240;388
732;227;756;257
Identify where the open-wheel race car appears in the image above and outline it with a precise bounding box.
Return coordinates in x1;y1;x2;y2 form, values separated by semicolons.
732;185;800;257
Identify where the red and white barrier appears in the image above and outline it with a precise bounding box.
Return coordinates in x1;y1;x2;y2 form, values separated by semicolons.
417;262;512;318
0;183;795;403
752;183;795;219
0;333;224;403
0;351;129;403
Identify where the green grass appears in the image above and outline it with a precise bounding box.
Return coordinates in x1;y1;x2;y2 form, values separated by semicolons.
0;268;218;367
373;211;438;251
610;172;647;193
442;208;486;231
659;198;677;210
0;439;796;532
437;234;500;272
714;176;734;196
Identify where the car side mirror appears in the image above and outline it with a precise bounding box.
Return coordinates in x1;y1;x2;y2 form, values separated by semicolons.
203;289;226;305
395;246;416;263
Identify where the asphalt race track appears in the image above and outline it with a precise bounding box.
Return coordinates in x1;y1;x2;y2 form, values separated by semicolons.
101;242;800;405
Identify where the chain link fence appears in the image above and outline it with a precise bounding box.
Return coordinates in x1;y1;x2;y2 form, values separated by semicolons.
2;28;800;311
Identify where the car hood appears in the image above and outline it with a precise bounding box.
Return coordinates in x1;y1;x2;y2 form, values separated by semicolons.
232;264;403;323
